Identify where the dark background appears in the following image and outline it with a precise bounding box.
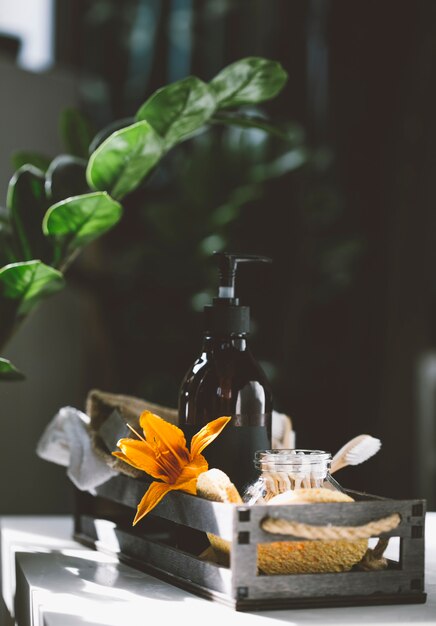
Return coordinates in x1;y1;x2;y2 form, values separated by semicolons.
2;0;436;509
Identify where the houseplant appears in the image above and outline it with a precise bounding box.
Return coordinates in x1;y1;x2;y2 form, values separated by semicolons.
0;56;294;381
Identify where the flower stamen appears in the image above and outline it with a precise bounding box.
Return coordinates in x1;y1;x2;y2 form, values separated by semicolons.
126;422;146;442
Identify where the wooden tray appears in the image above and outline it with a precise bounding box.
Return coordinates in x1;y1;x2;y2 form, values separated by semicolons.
73;474;427;611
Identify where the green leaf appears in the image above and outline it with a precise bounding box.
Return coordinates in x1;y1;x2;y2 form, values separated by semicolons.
43;192;122;257
88;117;135;155
86;121;164;200
251;148;309;181
136;76;216;147
0;357;25;381
11;151;51;173
0;261;65;316
6;166;51;262
210;57;288;108
59;107;95;159
45;155;89;203
211;112;304;143
0;357;24;381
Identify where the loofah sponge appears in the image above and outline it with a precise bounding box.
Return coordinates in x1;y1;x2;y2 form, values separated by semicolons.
196;471;368;574
197;468;243;505
197;469;242;565
259;487;368;574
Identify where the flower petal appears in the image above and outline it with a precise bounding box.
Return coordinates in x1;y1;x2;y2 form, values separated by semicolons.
112;450;143;471
190;416;231;458
140;411;190;477
116;438;170;482
133;481;175;525
175;477;199;495
176;454;208;485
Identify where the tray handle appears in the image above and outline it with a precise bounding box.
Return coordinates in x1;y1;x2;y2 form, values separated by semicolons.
260;512;401;540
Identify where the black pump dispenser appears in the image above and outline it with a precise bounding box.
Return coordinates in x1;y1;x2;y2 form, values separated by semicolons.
178;252;273;493
204;253;272;335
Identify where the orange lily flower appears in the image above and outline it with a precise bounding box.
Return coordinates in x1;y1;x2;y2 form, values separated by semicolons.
113;411;231;525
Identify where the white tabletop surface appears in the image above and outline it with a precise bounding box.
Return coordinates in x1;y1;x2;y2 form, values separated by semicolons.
1;513;435;626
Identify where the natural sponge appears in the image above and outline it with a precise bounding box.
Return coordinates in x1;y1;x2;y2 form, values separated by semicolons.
259;488;368;574
196;469;242;564
196;471;368;574
196;468;243;504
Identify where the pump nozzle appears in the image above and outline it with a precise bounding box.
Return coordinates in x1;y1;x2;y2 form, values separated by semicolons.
213;252;272;300
204;252;272;335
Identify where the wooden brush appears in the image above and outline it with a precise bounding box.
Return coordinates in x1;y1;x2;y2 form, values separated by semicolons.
331;434;381;474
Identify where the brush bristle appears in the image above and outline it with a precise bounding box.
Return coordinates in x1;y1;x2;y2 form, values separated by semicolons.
345;436;381;465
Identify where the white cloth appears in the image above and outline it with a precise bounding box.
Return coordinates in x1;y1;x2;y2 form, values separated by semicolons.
36;406;117;492
272;410;295;449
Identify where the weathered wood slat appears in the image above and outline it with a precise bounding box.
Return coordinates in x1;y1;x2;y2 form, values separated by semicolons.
231;569;425;599
95;475;235;540
76;515;233;595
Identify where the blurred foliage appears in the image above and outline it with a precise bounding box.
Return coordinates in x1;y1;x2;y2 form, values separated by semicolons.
1;1;364;428
0;356;25;381
0;56;291;380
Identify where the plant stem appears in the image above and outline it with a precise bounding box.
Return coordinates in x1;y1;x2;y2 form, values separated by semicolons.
0;311;20;353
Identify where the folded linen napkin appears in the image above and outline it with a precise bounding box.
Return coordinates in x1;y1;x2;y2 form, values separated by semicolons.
36;405;118;492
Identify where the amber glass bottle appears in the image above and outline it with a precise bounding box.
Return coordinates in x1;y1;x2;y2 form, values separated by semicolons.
178;253;273;493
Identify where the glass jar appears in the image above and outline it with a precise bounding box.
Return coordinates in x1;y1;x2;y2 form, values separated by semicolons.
242;449;343;504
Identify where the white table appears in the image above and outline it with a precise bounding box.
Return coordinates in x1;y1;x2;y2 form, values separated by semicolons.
1;514;435;626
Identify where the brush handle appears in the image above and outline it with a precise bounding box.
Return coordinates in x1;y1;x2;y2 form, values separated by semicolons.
330;457;347;474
